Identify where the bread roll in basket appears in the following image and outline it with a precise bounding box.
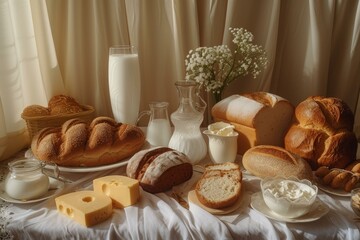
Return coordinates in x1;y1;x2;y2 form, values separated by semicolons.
31;117;145;167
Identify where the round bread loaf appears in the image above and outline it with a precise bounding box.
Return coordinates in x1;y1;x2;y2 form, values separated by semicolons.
126;147;193;193
22;105;50;117
48;94;83;115
284;96;357;169
242;145;314;181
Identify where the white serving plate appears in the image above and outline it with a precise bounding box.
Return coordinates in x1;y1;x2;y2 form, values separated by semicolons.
50;159;130;173
250;192;329;223
317;183;351;197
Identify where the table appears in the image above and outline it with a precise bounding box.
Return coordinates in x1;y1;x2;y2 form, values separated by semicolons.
1;147;360;240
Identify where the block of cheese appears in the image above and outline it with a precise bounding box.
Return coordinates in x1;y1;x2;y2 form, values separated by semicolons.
211;92;294;155
55;191;113;227
93;175;140;208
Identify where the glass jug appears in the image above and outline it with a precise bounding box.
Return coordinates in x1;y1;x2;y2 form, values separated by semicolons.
5;159;59;200
137;102;172;147
168;80;207;164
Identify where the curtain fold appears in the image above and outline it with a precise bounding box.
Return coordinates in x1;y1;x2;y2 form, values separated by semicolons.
0;0;359;161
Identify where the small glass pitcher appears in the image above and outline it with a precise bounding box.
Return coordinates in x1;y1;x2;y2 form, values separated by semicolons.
137;102;172;147
5;159;59;200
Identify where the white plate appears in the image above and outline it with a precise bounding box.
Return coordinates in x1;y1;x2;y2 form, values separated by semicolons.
0;178;65;204
250;192;329;223
50;159;130;173
32;142;152;173
314;175;352;197
317;183;351;197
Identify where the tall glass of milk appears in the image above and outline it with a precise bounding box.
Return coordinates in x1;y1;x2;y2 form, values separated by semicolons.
108;46;141;124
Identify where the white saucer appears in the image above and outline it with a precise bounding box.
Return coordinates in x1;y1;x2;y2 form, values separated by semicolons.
0;178;65;204
317;183;351;197
250;192;329;223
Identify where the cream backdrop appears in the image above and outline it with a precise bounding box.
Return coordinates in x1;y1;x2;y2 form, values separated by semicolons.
0;0;359;161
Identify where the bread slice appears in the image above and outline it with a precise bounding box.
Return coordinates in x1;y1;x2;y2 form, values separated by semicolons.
195;163;242;209
205;162;240;171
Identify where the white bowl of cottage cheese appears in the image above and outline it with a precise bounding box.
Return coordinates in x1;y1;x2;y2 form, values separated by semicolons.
260;177;318;218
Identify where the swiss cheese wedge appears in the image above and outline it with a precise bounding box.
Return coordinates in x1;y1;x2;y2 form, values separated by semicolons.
93;175;140;208
55;191;113;227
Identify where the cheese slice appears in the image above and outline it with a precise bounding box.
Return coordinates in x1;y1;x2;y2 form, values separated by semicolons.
93;175;140;208
55;191;113;227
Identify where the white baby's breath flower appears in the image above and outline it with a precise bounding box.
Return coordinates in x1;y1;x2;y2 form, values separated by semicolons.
185;27;268;102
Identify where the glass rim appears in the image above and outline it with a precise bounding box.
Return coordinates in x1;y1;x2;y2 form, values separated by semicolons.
175;80;197;86
8;159;43;173
149;101;169;108
109;45;137;54
109;45;137;50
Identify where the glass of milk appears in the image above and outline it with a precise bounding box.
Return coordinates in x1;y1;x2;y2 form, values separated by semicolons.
108;45;141;125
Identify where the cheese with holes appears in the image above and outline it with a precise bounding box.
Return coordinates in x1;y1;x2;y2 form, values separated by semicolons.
55;191;112;227
93;175;140;208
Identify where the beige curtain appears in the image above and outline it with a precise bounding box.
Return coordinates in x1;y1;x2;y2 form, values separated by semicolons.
0;0;359;161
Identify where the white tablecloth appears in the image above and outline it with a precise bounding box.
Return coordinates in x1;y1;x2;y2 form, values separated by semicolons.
1;147;360;240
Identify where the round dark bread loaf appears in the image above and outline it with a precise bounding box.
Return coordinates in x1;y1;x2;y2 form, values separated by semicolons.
126;147;193;193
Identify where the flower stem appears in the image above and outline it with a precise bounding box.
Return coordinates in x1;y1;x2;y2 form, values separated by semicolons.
213;90;223;103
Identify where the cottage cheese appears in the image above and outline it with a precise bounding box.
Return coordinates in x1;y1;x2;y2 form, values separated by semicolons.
266;179;315;202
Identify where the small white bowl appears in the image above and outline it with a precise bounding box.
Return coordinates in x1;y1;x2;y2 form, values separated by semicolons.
260;177;318;218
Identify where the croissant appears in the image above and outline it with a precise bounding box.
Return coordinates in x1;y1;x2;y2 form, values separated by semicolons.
31;116;145;167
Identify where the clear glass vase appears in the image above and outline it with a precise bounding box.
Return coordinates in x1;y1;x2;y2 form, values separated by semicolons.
168;80;207;164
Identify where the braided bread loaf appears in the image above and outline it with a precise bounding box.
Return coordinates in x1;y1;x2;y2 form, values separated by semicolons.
31;117;145;167
284;96;358;170
315;164;360;192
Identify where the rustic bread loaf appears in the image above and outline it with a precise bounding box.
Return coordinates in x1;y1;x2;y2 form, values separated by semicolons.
284;96;358;169
211;92;294;155
195;162;242;209
31;116;145;167
242;145;314;181
126;147;193;193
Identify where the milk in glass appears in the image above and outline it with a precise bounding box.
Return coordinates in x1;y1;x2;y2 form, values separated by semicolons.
108;46;140;124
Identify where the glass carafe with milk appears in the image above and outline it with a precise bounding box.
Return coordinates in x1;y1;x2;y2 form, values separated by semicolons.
137;102;172;147
168;80;207;164
108;45;141;124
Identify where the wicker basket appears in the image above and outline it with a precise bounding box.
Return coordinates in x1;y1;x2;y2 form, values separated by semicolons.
22;105;96;140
